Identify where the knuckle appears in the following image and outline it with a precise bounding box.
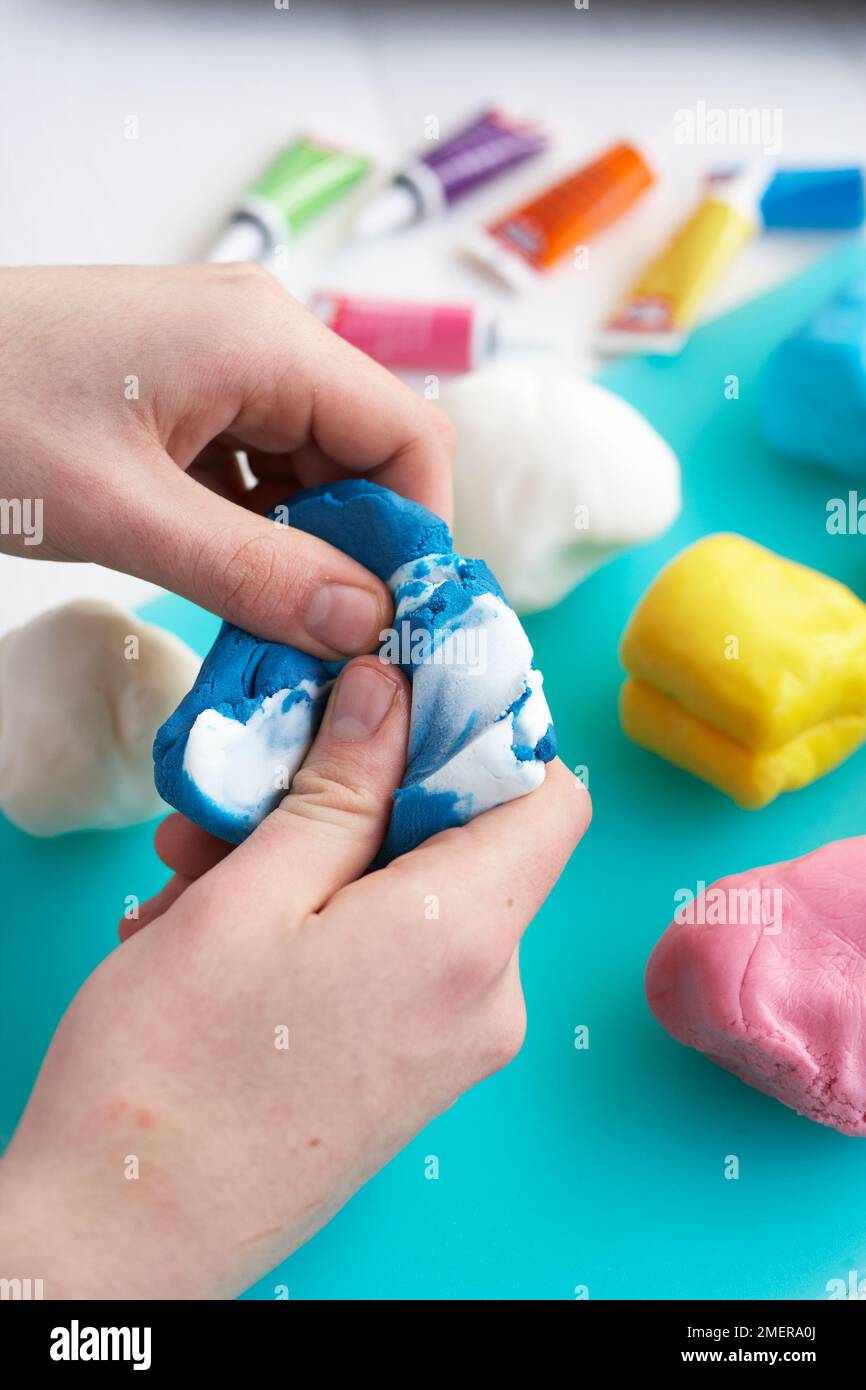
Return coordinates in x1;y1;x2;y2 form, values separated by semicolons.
207;259;275;294
198;264;283;349
279;763;381;832
425;402;457;454
442;931;504;997
216;531;282;621
476;1000;527;1079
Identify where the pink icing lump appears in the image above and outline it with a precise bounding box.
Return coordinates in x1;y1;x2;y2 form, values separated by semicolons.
645;837;866;1137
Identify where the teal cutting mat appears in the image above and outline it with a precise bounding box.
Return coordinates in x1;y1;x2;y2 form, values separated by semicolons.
2;242;866;1300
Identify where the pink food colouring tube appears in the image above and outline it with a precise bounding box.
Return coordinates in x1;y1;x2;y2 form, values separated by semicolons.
310;292;573;371
354;108;548;239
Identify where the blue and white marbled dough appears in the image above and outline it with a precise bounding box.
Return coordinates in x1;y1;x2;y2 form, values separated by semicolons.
153;479;555;862
759;275;866;480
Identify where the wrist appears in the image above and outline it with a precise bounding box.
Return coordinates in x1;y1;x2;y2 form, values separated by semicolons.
0;1139;217;1300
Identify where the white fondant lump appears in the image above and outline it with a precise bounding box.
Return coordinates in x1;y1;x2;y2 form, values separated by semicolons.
441;361;681;614
0;600;201;836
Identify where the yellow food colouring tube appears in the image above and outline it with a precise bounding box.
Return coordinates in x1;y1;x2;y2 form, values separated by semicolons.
597;168;762;356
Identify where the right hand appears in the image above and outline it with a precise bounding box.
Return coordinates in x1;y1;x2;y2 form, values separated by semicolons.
0;655;590;1299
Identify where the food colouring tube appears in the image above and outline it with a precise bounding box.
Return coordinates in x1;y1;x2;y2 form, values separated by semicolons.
310;292;574;370
208;136;371;262
353;108;548;239
597;168;762;356
464;142;653;290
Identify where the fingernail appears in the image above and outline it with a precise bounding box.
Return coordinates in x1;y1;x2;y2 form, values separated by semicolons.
306;584;383;654
330;663;397;741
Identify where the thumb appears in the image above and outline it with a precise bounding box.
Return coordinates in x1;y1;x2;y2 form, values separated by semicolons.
211;654;411;920
94;460;393;658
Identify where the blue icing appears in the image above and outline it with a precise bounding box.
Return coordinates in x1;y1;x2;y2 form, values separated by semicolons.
761;169;866;231
153;479;555;863
375;785;468;869
153;625;334;845
759;275;866;480
535;726;558;763
279;479;451;578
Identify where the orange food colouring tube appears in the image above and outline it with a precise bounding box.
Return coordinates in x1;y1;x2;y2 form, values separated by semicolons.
465;141;654;290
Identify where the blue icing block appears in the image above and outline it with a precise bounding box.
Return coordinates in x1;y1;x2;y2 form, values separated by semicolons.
153;479;556;863
761;169;866;231
759;276;866;480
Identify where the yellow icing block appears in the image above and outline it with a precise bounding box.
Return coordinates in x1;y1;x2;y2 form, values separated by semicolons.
619;534;866;809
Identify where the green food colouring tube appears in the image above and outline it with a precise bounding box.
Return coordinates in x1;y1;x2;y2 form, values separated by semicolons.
208;136;371;262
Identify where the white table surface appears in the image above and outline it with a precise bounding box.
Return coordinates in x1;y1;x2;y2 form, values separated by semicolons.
1;0;864;634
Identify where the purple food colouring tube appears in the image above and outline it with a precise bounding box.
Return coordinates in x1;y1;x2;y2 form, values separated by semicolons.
354;108;548;239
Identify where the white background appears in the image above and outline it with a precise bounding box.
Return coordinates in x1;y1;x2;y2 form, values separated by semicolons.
1;0;864;633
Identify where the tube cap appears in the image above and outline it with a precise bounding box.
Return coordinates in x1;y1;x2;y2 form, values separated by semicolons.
462;228;538;291
207;215;270;263
494;313;577;360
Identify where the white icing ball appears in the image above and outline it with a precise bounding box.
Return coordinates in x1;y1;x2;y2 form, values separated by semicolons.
0;599;200;836
441;361;681;614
